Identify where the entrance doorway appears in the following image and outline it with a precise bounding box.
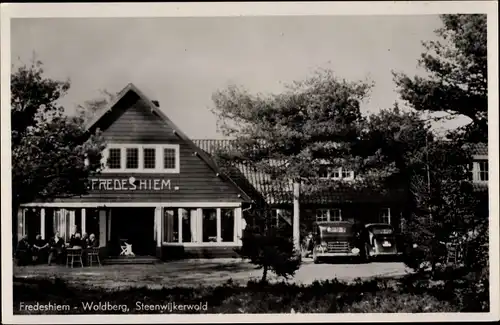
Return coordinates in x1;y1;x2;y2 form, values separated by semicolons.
110;207;156;256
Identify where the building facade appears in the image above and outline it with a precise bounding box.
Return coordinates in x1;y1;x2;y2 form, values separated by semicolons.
18;84;254;259
16;83;489;260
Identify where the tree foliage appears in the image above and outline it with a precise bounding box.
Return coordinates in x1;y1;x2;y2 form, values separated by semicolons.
212;68;373;185
11;60;105;209
77;89;115;123
393;14;487;143
237;209;300;283
11;59;70;146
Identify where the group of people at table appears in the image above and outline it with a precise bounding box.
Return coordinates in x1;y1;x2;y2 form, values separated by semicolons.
15;228;99;266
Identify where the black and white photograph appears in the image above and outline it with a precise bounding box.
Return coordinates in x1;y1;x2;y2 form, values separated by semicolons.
1;2;498;323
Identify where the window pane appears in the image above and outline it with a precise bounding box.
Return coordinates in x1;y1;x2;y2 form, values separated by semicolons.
202;209;217;242
318;166;329;178
316;210;328;222
380;208;391;224
480;161;488;181
341;170;353;178
221;209;235;242
164;148;176;169
163;209;178;243
126;148;139;169
144;148;156;169
331;169;340;178
108;148;121;169
181;209;197;243
330;209;342;221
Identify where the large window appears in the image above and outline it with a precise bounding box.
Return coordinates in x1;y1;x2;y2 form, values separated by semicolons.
163;209;179;243
163;208;238;244
221;209;235;242
202;209;217;242
181;209;197;243
103;144;180;173
315;209;342;222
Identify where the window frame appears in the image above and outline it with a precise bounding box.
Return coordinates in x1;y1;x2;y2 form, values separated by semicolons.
379;208;391;224
102;143;180;174
315;208;342;222
162;207;239;246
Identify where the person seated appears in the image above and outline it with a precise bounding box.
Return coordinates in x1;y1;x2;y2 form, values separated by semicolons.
48;232;65;266
88;233;99;248
32;234;49;264
69;232;83;249
81;233;89;249
15;235;32;266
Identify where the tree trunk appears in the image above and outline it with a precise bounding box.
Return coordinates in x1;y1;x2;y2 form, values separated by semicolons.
261;264;268;283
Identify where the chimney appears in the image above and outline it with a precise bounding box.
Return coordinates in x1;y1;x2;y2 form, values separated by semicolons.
152;100;160;107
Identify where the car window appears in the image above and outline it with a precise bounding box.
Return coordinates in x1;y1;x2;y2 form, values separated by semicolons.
371;227;393;235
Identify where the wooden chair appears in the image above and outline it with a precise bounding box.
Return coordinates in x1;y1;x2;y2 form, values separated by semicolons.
87;247;102;267
66;248;84;268
120;239;135;257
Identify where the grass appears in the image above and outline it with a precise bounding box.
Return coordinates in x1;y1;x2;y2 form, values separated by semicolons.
13;276;467;314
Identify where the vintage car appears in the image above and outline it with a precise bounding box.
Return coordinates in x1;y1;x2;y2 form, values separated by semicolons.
361;223;403;260
311;221;364;263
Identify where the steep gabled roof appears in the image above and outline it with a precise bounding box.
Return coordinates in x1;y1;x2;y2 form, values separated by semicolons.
85;83;253;203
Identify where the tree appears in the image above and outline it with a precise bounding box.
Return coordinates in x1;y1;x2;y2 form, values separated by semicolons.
11;59;70;146
237;209;300;283
11;60;105;245
356;106;481;274
212;69;373;281
212;68;372;185
393;14;487;143
77;89;115;123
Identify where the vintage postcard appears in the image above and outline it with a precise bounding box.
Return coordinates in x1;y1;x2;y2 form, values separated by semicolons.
1;1;499;324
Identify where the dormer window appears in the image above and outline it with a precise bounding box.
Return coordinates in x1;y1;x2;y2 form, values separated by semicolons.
318;165;354;180
126;148;139;169
108;148;121;169
143;148;156;169
103;143;180;173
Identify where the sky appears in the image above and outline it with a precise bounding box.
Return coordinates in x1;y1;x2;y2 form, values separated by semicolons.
10;15;469;139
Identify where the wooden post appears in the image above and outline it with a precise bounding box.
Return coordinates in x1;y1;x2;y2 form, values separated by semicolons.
81;208;86;235
177;208;183;243
293;182;300;253
40;208;46;239
98;210;106;248
216;208;222;242
155;206;162;247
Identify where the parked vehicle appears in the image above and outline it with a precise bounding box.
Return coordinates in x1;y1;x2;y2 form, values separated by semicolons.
361;223;402;261
311;221;364;264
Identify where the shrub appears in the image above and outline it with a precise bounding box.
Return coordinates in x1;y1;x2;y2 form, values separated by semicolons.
236;211;301;283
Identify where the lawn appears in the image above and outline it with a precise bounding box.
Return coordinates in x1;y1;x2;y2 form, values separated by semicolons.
13;258;410;290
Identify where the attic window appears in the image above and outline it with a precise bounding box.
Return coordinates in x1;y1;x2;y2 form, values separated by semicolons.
102;143;180;174
126;148;139;169
108;148;121;169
